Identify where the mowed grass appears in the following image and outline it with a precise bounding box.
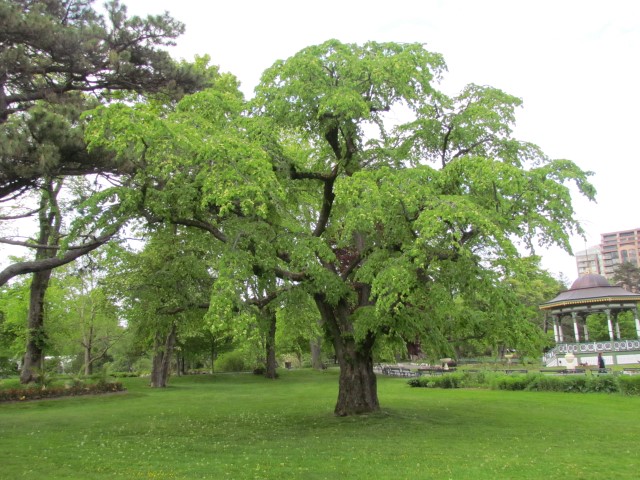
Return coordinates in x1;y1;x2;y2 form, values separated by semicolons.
1;369;638;479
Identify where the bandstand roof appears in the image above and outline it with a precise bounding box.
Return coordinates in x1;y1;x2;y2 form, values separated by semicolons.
540;273;640;313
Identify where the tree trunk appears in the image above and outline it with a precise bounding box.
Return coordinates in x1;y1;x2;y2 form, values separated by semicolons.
334;340;378;416
177;353;185;376
315;294;379;416
83;325;94;376
150;323;177;388
310;337;323;369
20;180;62;384
210;340;216;373
264;310;278;379
20;269;52;383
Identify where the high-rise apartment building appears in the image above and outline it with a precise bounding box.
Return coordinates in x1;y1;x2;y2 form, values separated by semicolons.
575;228;640;279
601;228;640;277
575;246;603;276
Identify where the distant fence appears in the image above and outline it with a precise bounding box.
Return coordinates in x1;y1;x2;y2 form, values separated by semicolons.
543;340;640;365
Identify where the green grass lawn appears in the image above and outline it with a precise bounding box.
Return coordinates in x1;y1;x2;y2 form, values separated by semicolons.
1;369;638;479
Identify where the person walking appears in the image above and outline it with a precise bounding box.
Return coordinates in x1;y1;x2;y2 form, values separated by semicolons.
597;352;606;372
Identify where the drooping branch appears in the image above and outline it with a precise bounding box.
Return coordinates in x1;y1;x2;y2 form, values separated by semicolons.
171;218;228;244
452;138;489;159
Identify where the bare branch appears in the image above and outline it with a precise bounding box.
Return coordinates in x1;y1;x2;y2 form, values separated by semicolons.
172;218;228;243
274;267;307;282
0;231;117;286
0;208;41;220
0;237;108;251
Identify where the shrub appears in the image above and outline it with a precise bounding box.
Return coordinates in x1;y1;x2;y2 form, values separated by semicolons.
527;375;565;392
132;357;152;375
111;371;139;378
407;377;430;388
431;373;463;389
461;370;486;386
490;374;533;391
588;375;619;393
0;377;22;390
408;373;464;389
216;351;246;372
410;370;640;396
64;375;86;389
0;358;19;377
618;375;640;395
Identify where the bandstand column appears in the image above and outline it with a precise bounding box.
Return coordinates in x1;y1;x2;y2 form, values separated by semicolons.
552;315;559;342
558;317;564;342
571;312;580;342
635;307;640;339
583;320;590;342
605;308;614;341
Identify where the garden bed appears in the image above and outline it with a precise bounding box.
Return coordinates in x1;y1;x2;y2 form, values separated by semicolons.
0;381;126;403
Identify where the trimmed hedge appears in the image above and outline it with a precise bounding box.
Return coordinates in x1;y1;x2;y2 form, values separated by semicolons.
408;372;477;389
0;381;126;403
409;371;640;395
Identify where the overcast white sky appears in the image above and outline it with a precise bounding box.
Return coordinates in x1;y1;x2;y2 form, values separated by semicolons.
122;0;639;283
3;0;639;284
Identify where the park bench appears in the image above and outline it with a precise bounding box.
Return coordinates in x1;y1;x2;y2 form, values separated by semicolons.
382;366;417;377
540;369;588;375
622;367;640;375
417;367;456;376
417;367;440;376
504;369;528;374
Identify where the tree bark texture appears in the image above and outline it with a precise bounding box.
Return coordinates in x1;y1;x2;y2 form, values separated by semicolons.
264;311;278;379
315;295;379;416
150;323;177;388
310;337;323;369
20;269;53;383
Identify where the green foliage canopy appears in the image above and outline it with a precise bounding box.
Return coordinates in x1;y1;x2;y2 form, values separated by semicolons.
84;39;596;412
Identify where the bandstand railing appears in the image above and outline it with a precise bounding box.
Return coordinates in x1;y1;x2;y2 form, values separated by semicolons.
543;339;640;364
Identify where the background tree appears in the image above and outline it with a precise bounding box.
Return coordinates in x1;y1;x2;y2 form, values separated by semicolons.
85;40;595;415
612;261;640;292
0;0;207;197
0;271;29;375
107;226;213;387
276;289;325;369
586;311;636;341
1;0;210;383
174;326;235;374
45;252;123;375
497;256;566;359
